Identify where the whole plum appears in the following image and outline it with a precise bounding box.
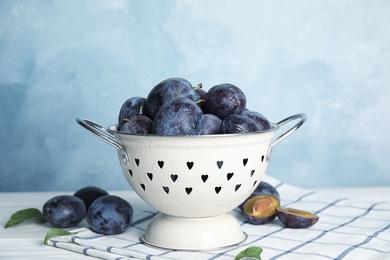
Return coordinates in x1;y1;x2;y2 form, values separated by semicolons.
118;97;149;128
152;98;203;135
220;114;259;134
87;195;133;235
42;195;86;228
146;77;199;119
120;115;153;134
200;114;222;135
241;110;271;131
204;83;246;119
195;87;207;112
73;186;109;211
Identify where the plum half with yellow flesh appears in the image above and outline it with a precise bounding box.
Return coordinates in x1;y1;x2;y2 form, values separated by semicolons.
276;207;319;228
243;194;280;225
239;181;280;211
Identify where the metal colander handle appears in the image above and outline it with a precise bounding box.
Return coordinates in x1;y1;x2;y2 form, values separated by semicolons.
76;118;123;150
76;118;130;163
266;113;307;161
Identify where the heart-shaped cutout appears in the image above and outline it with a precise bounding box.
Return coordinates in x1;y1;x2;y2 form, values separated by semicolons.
201;175;208;183
147;172;153;181
253;180;258;187
215;186;222;194
158;161;164;169
187;162;194;170
135;158;140;166
243;158;248;166
250;169;255;177
235;184;241;192
140;183;145;191
170;174;178;182
217;161;223;169
162;186;169;194
227;172;234;181
128;169;133;177
185;187;193;195
261;155;265;162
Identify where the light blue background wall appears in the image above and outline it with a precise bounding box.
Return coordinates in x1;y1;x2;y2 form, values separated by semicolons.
1;0;389;191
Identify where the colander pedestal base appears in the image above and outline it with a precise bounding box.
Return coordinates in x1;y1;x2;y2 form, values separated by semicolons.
140;213;247;251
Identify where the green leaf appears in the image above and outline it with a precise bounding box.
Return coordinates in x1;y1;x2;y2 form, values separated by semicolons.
44;228;79;245
235;246;263;260
4;208;46;228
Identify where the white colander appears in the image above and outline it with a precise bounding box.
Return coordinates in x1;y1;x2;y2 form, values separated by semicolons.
76;113;306;250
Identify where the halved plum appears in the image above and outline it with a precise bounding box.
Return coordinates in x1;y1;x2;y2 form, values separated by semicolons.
239;181;280;211
243;194;280;225
276;207;319;228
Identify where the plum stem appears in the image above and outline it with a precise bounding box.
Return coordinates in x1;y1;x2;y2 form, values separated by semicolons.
193;83;203;91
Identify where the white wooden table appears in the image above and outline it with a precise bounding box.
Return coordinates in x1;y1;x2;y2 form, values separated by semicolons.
1;187;390;259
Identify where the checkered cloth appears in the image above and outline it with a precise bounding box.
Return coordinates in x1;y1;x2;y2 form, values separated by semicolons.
47;176;390;259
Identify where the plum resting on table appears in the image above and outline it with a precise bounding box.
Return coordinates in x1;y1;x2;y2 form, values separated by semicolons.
243;194;281;225
73;186;109;211
239;181;280;211
276;207;319;228
87;195;133;235
42;195;86;228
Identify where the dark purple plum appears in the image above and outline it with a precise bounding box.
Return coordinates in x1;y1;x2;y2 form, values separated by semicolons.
146;77;200;119
200;114;222;135
239;181;280;211
195;87;207;112
120;115;153;134
241;110;271;131
276;207;319;228
73;186;109;211
255;181;280;200
42;195;86;228
152;98;203;136
87;195;133;235
204;83;246;119
118;97;149;128
243;194;280;225
220;114;260;134
195;86;206;99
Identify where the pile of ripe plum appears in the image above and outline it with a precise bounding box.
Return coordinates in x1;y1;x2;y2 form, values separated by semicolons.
42;187;133;235
5;186;134;235
118;77;271;135
117;77;318;228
